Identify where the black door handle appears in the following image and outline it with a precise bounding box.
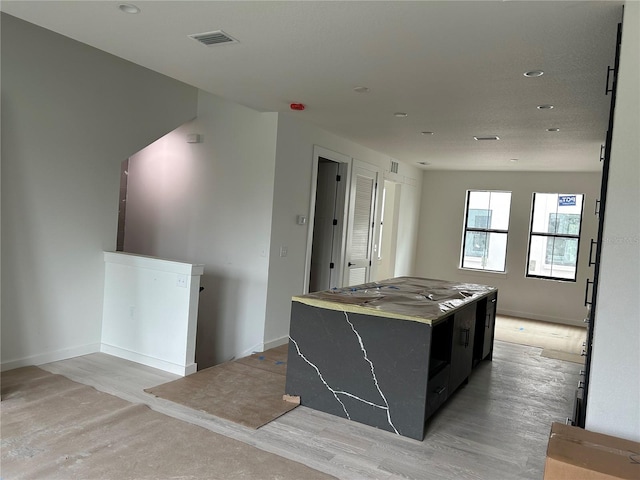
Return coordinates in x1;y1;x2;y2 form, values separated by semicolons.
348;262;355;267
461;328;470;347
584;279;594;306
588;239;597;266
605;66;615;94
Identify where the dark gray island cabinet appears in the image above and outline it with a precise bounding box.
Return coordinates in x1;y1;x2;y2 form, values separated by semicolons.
284;277;497;440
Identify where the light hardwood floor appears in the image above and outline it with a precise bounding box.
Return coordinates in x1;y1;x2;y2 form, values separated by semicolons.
41;340;580;480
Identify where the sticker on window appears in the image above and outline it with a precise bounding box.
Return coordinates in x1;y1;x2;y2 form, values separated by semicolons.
558;195;577;206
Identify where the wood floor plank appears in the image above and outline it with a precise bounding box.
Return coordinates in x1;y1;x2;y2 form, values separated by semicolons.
37;337;581;480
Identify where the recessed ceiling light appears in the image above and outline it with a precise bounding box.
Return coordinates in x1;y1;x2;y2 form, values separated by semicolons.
421;131;435;135
353;86;370;94
524;70;544;77
510;158;519;163
118;3;140;14
474;136;500;141
394;112;408;118
537;104;554;110
547;128;560;132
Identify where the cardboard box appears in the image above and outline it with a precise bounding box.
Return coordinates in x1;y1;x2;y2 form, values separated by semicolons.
544;422;640;480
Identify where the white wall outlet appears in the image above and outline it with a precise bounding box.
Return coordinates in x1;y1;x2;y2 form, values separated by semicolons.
176;274;188;288
280;246;288;257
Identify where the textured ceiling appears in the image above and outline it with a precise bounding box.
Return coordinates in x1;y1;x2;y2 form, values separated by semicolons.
1;1;624;172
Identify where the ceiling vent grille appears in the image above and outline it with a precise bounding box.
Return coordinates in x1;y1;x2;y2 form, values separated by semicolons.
188;30;238;46
390;160;399;174
474;136;500;141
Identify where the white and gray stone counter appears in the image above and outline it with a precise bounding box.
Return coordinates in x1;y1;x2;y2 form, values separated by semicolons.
285;276;497;440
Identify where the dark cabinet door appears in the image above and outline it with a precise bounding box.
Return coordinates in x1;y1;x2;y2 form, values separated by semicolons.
482;293;497;360
450;304;476;391
578;22;622;429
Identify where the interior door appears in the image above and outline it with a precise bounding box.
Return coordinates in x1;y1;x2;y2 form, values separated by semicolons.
344;161;379;286
309;159;340;292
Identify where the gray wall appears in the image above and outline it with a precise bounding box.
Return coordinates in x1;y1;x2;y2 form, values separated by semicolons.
1;14;198;369
122;104;423;363
265;113;423;347
415;170;601;326
586;0;640;441
123;91;278;368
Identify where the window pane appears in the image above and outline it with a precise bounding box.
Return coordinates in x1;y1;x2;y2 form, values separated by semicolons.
487;191;512;230
545;237;579;267
532;193;584;234
531;194;558;234
462;232;507;272
466;191;490;226
468;209;491;229
528;235;578;280
485;232;507;271
467;191;510;230
464;231;487;259
549;213;581;235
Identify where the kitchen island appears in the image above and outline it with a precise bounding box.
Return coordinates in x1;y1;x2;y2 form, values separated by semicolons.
284;277;497;440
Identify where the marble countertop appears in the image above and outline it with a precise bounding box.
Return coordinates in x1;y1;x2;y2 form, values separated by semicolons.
292;276;496;325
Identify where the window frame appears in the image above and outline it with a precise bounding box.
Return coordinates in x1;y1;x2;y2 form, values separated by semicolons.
526;193;585;282
460;190;512;273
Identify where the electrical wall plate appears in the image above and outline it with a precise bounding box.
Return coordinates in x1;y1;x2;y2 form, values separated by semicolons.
176;274;188;288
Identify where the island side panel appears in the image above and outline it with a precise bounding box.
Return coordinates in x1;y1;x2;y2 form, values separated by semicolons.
285;301;432;440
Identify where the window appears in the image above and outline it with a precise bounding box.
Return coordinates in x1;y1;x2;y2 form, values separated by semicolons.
527;193;584;281
460;190;512;272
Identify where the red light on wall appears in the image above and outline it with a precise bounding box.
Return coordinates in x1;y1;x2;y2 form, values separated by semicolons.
290;103;305;111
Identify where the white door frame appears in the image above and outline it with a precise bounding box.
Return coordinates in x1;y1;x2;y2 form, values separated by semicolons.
371;178;401;282
303;145;351;294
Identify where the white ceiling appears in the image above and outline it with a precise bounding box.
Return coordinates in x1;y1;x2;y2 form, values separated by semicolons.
1;1;624;172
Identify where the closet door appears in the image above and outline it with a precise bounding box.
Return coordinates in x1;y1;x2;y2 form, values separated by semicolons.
344;161;379;286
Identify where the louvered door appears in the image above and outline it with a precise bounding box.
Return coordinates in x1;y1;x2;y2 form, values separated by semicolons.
344;161;379;286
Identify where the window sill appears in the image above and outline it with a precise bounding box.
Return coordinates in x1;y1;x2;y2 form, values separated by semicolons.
525;274;577;283
458;267;507;276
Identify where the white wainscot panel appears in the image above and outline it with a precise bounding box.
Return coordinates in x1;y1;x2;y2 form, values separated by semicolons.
101;252;204;376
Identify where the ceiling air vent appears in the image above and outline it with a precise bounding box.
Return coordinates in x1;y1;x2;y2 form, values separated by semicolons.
390;160;399;174
474;136;500;141
189;30;238;46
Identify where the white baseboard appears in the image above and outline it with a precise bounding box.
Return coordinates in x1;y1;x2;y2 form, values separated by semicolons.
235;336;289;360
237;341;267;359
100;344;196;376
0;343;101;372
497;309;586;328
263;335;289;350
